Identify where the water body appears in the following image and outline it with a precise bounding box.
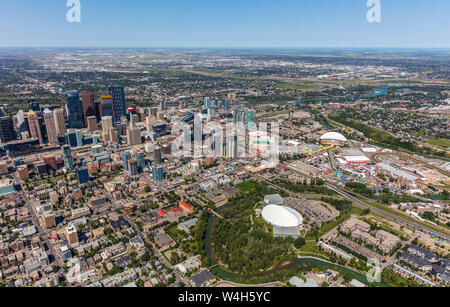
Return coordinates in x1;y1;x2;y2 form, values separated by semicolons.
244;85;401;106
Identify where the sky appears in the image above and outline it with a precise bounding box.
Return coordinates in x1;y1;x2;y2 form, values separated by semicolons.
1;0;449;48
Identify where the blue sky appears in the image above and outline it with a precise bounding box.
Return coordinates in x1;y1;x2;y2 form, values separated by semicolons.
1;0;449;48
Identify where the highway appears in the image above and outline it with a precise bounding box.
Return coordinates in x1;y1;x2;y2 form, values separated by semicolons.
285;163;450;242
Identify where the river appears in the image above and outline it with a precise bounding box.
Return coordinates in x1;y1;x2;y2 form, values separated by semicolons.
243;85;400;106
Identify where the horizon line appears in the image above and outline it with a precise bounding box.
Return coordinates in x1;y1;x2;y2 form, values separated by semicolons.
1;46;450;50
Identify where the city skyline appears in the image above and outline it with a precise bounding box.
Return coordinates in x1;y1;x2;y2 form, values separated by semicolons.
0;2;448;292
1;0;450;48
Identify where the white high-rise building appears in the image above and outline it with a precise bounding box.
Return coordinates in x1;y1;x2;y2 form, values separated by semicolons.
101;116;113;142
127;125;142;146
146;115;157;132
43;108;59;145
53;108;66;137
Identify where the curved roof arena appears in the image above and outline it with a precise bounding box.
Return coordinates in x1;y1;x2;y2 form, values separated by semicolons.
320;132;348;143
262;205;303;228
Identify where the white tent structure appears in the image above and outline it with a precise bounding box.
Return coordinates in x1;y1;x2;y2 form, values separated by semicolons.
320;132;348;143
262;205;303;228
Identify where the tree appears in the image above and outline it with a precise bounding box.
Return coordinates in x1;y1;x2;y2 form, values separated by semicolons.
135;279;144;287
294;237;306;249
422;211;435;222
361;209;371;216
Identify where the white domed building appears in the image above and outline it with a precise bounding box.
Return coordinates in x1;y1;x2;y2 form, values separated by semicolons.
262;204;303;238
320;132;348;146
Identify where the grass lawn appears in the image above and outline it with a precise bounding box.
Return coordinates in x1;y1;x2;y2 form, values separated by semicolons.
235;180;260;193
165;225;188;243
32;175;66;187
427;138;450;148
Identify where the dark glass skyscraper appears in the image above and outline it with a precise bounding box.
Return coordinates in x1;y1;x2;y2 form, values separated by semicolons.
28;99;41;112
63;145;73;171
100;96;114;119
66;91;84;129
108;86;127;123
0;116;16;143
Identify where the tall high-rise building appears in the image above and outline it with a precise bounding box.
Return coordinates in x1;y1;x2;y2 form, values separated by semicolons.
43;108;58;145
130;113;139;126
43;211;56;228
66;225;79;246
109;127;118;143
203;97;212;109
86;116;98;131
123;151;131;171
28;99;40;112
62;145;73;171
0;116;16;143
225;134;239;159
16;110;28;134
53;108;66;137
77;169;90;184
160;100;166;111
81;91;97;125
66;91;84;129
65;131;79;148
75;130;83;148
127;125;141;146
108;86;127;123
27;110;44;144
146;115;157;132
101;116;113;142
247;110;254;124
224;99;230;110
153;146;162;165
152;167;164;181
136;150;145;172
233;108;246;126
128;159;137;176
100;95;114;119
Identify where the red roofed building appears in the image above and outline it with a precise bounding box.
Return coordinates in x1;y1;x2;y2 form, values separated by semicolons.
158;209;168;217
180;201;193;213
123;203;136;216
172;207;183;214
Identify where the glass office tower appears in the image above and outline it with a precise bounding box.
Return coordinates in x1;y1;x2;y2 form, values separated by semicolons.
66;91;84;129
108;86;127;123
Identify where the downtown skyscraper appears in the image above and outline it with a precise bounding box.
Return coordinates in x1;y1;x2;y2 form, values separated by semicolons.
43;108;59;146
0;116;16;144
63;145;73;171
108;86;127;123
81;91;97;126
53;108;66;137
66;91;84;129
27;110;43;144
